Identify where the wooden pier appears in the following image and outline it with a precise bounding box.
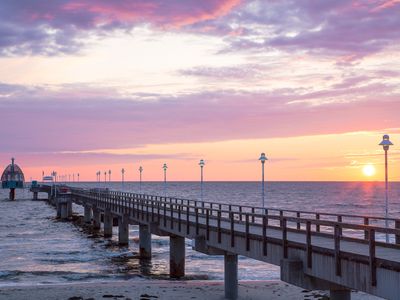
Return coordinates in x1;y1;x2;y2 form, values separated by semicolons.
31;185;400;300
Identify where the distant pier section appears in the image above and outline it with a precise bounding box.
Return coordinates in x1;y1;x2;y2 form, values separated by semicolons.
1;158;25;200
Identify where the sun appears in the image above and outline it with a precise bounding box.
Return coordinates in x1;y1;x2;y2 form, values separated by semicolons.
362;164;376;177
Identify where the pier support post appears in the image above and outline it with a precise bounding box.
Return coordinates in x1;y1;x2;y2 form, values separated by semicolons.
56;201;61;218
139;224;152;259
9;188;15;200
118;214;129;245
170;235;185;278
92;207;101;230
330;288;351;300
60;202;68;220
84;206;92;224
224;253;238;300
67;201;73;217
104;209;113;238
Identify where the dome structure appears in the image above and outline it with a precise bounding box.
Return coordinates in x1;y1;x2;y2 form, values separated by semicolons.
1;158;25;189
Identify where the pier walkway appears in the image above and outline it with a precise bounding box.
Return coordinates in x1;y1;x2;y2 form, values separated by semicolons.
31;185;400;300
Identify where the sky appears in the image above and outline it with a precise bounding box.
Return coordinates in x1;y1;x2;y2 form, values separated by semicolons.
0;0;399;182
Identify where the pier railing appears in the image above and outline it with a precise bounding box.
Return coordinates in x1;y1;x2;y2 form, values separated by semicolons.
70;187;400;246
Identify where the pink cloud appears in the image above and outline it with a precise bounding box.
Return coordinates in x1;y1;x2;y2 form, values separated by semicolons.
0;79;399;154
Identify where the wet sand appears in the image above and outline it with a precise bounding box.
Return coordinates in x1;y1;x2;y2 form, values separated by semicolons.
0;280;381;300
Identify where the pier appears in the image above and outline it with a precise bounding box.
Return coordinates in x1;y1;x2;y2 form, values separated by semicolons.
31;184;400;300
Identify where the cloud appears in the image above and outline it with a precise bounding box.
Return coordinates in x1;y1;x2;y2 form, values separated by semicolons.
220;0;400;62
0;0;241;56
0;80;399;153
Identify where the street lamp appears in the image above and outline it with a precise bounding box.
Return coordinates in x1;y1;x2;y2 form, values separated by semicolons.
104;171;107;185
163;163;168;196
199;159;205;201
121;168;125;187
139;166;143;193
108;170;111;182
379;134;393;243
77;173;80;182
259;153;268;209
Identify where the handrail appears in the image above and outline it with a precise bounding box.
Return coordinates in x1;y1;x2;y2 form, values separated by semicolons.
68;186;400;244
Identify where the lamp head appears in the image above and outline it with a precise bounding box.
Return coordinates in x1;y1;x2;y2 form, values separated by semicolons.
163;163;168;170
259;152;267;163
139;166;143;172
379;134;393;151
199;159;205;167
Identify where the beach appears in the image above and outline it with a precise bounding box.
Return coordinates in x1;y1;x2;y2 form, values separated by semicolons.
0;280;381;300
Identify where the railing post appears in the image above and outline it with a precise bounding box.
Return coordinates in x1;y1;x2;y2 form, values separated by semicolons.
364;217;369;240
334;224;341;276
280;210;283;227
245;214;250;251
369;228;377;286
263;214;268;256
170;203;174;230
230;212;235;248
206;208;210;241
195;207;199;235
395;220;400;244
296;212;301;230
178;204;182;232
217;211;221;243
163;202;167;227
337;215;342;236
282;218;288;258
186;205;190;235
316;213;320;232
306;221;312;269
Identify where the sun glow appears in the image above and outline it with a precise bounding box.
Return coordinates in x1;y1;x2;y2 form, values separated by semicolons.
362;164;376;177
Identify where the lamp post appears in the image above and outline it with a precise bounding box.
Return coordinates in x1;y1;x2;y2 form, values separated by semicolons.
73;173;75;182
163;163;168;196
199;159;205;201
108;170;111;182
121;168;125;188
379;134;393;243
139;166;143;193
259;153;268;209
77;173;79;182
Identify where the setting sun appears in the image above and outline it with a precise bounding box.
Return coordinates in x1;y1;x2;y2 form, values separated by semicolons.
362;164;376;177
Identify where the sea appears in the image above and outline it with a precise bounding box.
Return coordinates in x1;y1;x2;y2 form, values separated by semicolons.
1;181;400;287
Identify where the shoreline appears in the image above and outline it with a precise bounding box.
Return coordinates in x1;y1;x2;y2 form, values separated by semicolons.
0;280;381;300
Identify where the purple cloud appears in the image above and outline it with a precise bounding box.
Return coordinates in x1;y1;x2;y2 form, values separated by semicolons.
0;78;399;153
0;0;241;55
